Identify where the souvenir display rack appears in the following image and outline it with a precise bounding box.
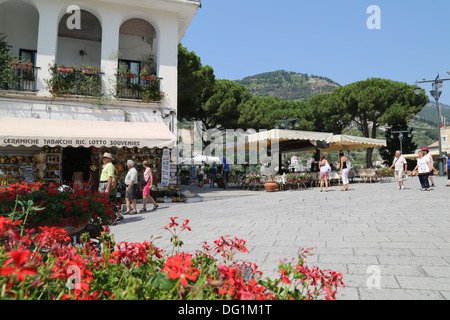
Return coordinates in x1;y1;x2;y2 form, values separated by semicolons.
0;146;62;187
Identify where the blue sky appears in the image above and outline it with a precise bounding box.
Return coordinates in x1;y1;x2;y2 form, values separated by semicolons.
182;0;450;105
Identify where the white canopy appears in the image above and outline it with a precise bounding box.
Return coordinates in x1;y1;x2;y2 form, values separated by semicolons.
181;155;221;165
234;129;334;152
318;134;387;152
0;117;176;149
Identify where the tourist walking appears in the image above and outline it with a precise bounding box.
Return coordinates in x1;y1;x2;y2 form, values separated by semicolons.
319;155;331;192
124;160;138;215
422;148;435;187
197;165;204;184
339;152;350;191
209;164;217;187
413;150;432;191
221;157;230;191
390;150;408;190
140;161;159;212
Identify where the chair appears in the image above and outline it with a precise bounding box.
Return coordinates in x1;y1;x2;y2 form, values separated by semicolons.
329;172;341;186
310;172;319;188
359;169;368;183
365;169;378;183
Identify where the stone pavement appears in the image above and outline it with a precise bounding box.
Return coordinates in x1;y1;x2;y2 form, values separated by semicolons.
110;176;450;300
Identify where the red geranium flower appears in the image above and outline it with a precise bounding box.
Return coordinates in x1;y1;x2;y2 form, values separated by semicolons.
0;249;37;282
162;253;200;286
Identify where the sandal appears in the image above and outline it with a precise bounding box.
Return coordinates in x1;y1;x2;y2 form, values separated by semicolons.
153;204;159;210
129;210;137;215
139;208;147;213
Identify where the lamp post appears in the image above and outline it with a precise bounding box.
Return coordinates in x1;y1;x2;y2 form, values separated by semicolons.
390;130;411;155
415;74;450;177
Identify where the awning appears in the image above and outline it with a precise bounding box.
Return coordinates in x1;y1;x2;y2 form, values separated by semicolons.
233;129;334;152
319;134;387;152
0;117;176;149
403;151;440;160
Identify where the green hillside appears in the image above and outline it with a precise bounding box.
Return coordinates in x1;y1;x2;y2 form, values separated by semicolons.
416;102;450;125
235;70;340;101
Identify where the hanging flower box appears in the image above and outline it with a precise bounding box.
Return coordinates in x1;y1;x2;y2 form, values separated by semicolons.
121;72;136;79
82;68;98;75
13;63;33;70
57;66;74;73
141;75;157;81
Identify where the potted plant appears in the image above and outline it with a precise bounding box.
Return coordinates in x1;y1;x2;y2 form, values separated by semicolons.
140;68;156;81
13;59;33;70
121;70;136;79
57;65;74;73
82;65;99;75
264;177;277;192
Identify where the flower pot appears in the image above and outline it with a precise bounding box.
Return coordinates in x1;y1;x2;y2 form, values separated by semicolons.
57;66;74;73
13;63;33;70
264;181;277;192
141;75;157;81
62;223;88;236
82;68;98;75
121;73;136;79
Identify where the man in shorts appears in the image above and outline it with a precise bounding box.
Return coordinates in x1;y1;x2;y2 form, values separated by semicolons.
390;150;408;190
124;160;138;215
99;153;115;195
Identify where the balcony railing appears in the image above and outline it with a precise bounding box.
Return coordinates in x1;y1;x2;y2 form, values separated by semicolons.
47;66;102;98
0;64;38;92
116;74;164;102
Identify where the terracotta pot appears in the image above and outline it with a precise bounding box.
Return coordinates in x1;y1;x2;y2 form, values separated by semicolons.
264;181;277;192
121;73;136;79
82;68;98;75
57;66;74;73
141;75;157;81
13;63;33;70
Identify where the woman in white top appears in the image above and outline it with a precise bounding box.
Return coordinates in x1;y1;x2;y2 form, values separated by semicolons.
414;150;432;191
72;167;84;190
319;154;330;192
422;148;434;187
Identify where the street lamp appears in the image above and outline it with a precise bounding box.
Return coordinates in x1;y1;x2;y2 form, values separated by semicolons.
390;130;411;155
415;74;450;177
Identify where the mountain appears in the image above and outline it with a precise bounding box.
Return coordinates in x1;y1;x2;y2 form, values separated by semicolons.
235;70;340;101
415;102;450;125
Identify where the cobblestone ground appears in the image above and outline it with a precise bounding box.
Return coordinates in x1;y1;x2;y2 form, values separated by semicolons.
111;176;450;300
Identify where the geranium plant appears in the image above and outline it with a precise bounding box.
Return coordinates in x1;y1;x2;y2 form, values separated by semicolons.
0;216;345;300
0;182;115;230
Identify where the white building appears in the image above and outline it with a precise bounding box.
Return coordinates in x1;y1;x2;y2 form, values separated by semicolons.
0;0;200;186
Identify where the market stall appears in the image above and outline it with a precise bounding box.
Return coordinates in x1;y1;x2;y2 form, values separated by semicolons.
0;117;181;200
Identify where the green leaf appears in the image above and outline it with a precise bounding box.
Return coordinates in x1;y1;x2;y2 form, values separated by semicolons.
146;273;174;291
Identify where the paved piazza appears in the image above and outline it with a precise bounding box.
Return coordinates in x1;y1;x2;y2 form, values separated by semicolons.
111;177;450;300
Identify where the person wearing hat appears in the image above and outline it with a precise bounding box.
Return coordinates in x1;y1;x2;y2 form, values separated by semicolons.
422;147;435;187
99;153;115;195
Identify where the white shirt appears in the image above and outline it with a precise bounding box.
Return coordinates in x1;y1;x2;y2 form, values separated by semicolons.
125;167;138;185
393;156;407;172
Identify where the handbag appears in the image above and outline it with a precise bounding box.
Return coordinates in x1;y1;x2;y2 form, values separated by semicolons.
418;165;430;175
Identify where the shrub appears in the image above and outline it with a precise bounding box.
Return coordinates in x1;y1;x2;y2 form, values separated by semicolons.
0;182;115;229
